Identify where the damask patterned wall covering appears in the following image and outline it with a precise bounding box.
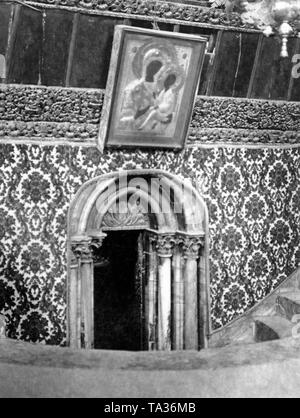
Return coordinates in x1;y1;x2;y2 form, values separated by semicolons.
0;142;299;345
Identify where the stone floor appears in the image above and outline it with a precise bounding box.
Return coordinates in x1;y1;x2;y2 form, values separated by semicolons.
1;337;300;397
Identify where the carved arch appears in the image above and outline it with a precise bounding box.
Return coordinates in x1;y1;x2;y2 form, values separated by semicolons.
67;169;210;351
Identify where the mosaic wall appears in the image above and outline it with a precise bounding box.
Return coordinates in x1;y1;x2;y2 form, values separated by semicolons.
0;143;299;344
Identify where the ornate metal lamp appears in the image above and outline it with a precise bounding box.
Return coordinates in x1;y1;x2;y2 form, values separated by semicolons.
218;0;300;57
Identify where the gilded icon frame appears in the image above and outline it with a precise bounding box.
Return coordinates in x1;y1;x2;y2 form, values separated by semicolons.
98;26;207;151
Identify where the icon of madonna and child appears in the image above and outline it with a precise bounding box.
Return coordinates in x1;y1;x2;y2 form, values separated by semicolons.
117;39;189;136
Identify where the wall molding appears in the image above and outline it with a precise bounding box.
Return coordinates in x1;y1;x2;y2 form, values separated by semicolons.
25;0;260;33
189;128;300;146
2;85;300;131
0;120;98;142
1;125;299;148
0;85;103;124
193;97;300;132
0;84;299;147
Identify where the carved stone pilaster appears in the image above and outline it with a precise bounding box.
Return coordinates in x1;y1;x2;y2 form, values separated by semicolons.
153;234;176;258
179;235;204;260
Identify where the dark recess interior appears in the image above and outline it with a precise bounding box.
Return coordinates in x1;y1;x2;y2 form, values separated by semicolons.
94;231;144;351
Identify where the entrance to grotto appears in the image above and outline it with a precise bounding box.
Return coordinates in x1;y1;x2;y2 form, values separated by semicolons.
68;170;210;351
94;231;144;351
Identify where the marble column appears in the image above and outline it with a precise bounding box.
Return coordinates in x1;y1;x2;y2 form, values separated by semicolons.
71;236;93;349
147;236;158;351
172;246;184;350
69;249;80;349
71;232;106;349
87;232;107;349
81;240;95;349
199;247;208;349
155;234;175;351
182;235;204;350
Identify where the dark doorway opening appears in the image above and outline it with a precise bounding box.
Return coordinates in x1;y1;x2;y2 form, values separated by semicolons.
94;230;145;351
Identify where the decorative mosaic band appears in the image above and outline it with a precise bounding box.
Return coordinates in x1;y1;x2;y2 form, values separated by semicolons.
0;85;299;145
26;0;258;32
0;86;103;125
0;122;299;147
0;120;98;142
192;97;300;132
1;85;300;130
189;128;300;146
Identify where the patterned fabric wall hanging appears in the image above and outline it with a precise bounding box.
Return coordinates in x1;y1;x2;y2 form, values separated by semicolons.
0;143;299;344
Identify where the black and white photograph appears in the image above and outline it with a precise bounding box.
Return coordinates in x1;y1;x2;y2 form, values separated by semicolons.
0;0;300;401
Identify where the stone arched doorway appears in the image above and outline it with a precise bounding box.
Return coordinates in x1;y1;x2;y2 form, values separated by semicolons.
68;170;210;351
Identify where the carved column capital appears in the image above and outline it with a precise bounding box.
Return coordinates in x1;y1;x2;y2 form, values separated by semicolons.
89;231;107;264
71;236;93;263
89;231;107;251
152;233;176;258
179;235;204;260
71;232;107;263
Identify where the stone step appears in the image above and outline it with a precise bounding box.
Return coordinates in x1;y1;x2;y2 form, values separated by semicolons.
208;268;300;348
278;287;300;294
254;316;294;343
276;292;300;321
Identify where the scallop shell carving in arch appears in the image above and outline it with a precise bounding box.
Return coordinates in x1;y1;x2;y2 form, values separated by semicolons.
101;200;150;229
